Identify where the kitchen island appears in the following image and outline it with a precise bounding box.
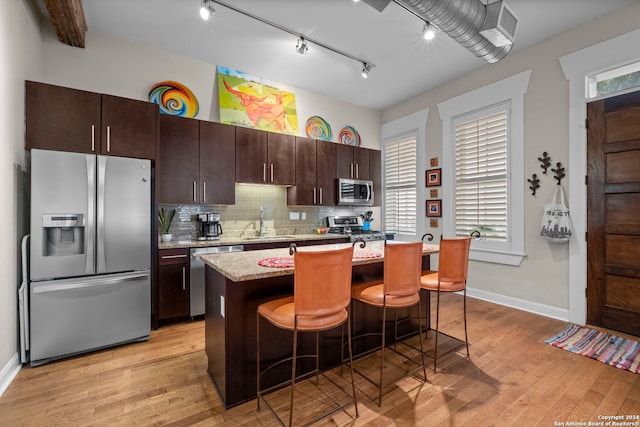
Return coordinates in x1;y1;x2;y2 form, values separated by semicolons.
200;241;438;409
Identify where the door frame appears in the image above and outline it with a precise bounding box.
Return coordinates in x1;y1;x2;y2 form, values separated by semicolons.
559;29;640;325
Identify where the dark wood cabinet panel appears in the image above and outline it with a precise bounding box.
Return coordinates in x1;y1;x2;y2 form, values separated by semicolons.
235;127;267;183
336;144;354;179
158;249;190;322
267;133;295;185
157;115;199;204
288;138;336;206
354;147;371;180
369;148;381;206
101;95;157;159
25;81;101;154
25;81;157;159
336;144;372;180
200;121;236;204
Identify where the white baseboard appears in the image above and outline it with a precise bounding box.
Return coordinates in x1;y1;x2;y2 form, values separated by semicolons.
0;353;21;397
466;287;570;322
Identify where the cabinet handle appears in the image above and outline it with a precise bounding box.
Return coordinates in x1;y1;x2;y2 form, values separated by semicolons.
350;163;354;179
313;187;317;205
202;181;206;203
356;163;359;179
91;125;95;152
319;188;323;205
161;254;188;259
193;181;197;202
106;126;111;152
263;164;267;182
270;164;274;182
182;266;186;291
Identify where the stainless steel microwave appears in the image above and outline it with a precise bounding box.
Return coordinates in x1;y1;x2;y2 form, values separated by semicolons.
337;178;374;206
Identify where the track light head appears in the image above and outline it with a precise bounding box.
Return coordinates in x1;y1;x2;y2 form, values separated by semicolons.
423;21;435;40
200;0;216;20
296;37;309;55
361;63;374;78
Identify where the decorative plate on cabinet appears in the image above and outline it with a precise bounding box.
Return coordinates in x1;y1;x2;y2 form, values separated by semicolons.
149;80;199;118
305;116;333;141
339;126;361;146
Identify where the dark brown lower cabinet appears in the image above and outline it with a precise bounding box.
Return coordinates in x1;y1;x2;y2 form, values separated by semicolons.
158;248;190;322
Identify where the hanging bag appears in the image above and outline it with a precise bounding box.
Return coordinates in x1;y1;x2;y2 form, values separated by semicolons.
540;185;572;244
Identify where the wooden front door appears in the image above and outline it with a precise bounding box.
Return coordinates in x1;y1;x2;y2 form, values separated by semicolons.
587;90;640;337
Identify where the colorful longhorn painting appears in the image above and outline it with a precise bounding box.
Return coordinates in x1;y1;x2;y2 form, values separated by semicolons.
217;66;299;135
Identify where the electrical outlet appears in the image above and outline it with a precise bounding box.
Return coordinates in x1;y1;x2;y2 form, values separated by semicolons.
301;212;306;220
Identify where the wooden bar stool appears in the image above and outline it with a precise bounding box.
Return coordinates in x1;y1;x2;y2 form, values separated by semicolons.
420;236;472;371
256;244;358;426
350;241;427;407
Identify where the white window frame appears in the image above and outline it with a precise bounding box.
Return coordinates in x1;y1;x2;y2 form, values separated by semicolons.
438;70;531;265
381;108;429;242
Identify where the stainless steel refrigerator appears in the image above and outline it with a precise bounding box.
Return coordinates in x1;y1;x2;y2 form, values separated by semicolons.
29;149;151;366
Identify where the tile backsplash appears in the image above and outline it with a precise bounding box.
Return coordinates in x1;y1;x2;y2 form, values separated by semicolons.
159;184;379;241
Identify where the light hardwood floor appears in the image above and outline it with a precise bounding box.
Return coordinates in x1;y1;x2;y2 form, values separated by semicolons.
1;293;639;426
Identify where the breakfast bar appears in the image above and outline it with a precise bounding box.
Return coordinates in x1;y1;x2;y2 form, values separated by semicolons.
201;241;438;408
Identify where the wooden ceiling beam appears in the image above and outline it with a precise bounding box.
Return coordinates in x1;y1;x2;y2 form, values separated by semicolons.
43;0;87;48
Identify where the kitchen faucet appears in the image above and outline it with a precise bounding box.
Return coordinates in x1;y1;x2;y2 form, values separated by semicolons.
259;206;264;237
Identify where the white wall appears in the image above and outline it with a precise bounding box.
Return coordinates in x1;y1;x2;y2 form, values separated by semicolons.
39;29;382;150
382;2;640;318
0;0;43;394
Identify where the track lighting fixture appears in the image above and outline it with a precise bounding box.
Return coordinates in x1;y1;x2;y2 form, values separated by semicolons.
203;0;374;77
423;21;435;40
296;37;309;55
361;63;374;79
200;0;215;20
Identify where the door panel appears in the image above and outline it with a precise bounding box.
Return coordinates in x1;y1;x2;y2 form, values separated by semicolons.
200;121;236;204
587;90;640;336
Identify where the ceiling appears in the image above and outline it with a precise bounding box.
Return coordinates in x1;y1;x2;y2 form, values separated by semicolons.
44;0;637;110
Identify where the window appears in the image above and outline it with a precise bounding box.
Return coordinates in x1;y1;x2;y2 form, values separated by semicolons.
588;60;640;99
454;105;508;242
438;70;530;265
384;136;417;234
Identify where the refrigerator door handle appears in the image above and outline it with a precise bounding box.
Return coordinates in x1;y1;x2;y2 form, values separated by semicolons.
86;155;96;274
33;272;149;294
97;156;107;272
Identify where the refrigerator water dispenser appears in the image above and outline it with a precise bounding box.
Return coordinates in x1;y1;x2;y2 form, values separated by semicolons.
42;214;85;256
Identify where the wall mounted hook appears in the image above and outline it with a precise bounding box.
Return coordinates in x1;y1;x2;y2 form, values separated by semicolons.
527;173;540;195
538;152;551;174
551;162;566;185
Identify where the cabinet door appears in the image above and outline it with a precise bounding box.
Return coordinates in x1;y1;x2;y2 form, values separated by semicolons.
101;94;157;159
25;81;101;154
157;115;199;203
316;141;337;205
200;121;236;204
369;149;381;206
267;133;295;185
336;144;354;179
354;147;371;180
235;127;268;183
288;137;316;205
158;249;189;321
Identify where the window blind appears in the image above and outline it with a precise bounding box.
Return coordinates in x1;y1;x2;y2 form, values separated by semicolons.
384;137;417;234
455;111;508;241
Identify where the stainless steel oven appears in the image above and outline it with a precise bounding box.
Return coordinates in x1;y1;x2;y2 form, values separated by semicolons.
337;178;374;206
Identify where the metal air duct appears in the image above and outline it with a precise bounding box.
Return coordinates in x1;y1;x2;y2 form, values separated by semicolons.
364;0;514;63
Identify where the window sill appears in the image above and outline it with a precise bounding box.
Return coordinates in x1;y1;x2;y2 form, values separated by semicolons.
469;248;526;266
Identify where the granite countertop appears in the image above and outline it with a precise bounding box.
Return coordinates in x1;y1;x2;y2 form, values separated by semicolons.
200;241;440;282
158;233;347;250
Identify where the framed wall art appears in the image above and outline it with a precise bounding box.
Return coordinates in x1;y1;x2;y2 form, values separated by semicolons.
426;199;442;217
426;168;441;187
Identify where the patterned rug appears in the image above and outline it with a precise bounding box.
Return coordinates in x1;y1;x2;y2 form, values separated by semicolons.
545;324;640;374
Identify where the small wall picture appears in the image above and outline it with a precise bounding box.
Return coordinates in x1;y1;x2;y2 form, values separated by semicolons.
426;199;442;217
430;157;439;167
426;168;441;187
430;189;438;198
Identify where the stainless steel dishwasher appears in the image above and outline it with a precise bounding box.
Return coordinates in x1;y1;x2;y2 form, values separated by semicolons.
190;245;243;317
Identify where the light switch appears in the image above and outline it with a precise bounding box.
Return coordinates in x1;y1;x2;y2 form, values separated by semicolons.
301;212;306;220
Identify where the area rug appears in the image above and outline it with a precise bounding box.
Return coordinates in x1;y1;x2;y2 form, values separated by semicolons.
545;324;640;374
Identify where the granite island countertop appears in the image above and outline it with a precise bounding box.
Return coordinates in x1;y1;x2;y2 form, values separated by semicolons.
158;233;348;250
200;241;439;282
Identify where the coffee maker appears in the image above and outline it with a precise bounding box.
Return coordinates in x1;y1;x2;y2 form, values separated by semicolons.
196;213;222;240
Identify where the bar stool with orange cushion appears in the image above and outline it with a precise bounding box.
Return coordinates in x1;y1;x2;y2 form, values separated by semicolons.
420;237;472;371
350;241;427;407
256;244;358;427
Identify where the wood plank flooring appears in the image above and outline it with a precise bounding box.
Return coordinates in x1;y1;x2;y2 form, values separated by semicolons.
1;293;639;426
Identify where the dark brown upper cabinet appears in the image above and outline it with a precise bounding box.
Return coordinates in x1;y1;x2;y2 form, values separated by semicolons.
156;115;236;204
336;144;371;180
287;137;336;206
25;81;157;159
235;127;295;185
